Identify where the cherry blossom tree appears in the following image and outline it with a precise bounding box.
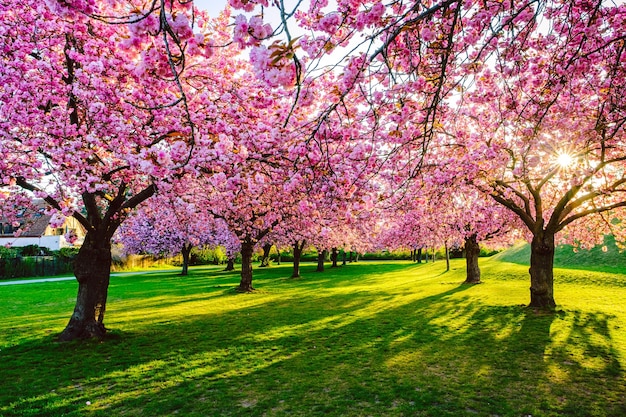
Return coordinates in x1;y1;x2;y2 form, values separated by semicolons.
0;0;229;339
427;186;520;283
403;127;525;281
197;79;295;291
116;187;233;276
453;1;626;307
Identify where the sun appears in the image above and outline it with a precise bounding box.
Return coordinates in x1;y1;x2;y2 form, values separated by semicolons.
556;152;574;168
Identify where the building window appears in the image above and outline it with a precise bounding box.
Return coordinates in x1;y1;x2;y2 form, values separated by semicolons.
2;223;14;235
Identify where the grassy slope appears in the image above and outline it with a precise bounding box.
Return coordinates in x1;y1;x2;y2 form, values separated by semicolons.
495;235;626;274
1;260;625;417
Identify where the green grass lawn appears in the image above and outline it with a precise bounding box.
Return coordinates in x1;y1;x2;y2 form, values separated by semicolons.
1;259;625;416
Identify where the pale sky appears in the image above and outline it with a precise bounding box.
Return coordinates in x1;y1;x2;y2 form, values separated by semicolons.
195;0;228;17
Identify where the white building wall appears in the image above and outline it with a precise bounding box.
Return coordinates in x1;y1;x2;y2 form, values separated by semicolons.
0;235;69;250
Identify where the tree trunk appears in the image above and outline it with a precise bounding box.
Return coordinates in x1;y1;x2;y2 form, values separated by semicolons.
58;233;111;341
291;240;304;278
528;232;556;308
464;234;481;284
445;242;450;272
238;240;255;292
276;248;281;265
316;249;326;272
224;256;235;271
342;249;347;265
181;243;192;276
260;243;272;267
417;248;422;263
330;247;339;267
349;251;354;262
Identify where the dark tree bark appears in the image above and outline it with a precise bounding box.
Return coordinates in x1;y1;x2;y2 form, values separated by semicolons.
316;249;327;272
529;231;556;308
417;247;422;263
445;242;450;272
224;256;235;271
276;247;281;265
180;243;193;276
55;183;156;341
259;243;272;267
291;240;305;278
330;247;339;267
342;249;347;265
238;239;255;292
58;231;112;341
464;234;481;284
349;251;354;262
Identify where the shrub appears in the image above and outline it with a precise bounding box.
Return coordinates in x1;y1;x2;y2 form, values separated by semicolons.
361;250;412;261
479;247;501;257
56;247;80;261
0;246;18;259
18;245;52;256
190;246;227;265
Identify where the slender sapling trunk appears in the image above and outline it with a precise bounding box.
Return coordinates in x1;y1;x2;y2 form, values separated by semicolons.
224;256;235;271
330;247;338;267
260;243;272;267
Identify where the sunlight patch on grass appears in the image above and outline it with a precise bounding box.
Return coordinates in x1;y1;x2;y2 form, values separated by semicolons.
546;362;572;383
385;351;423;370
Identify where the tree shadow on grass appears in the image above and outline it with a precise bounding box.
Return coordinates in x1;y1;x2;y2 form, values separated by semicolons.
368;295;625;417
0;273;624;417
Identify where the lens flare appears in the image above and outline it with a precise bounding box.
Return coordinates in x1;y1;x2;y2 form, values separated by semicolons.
556;152;574;168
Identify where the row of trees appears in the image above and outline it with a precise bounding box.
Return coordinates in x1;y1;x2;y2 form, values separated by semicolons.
1;0;624;340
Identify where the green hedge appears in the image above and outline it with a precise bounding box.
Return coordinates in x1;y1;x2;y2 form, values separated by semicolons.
0;245;80;279
0;255;74;279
